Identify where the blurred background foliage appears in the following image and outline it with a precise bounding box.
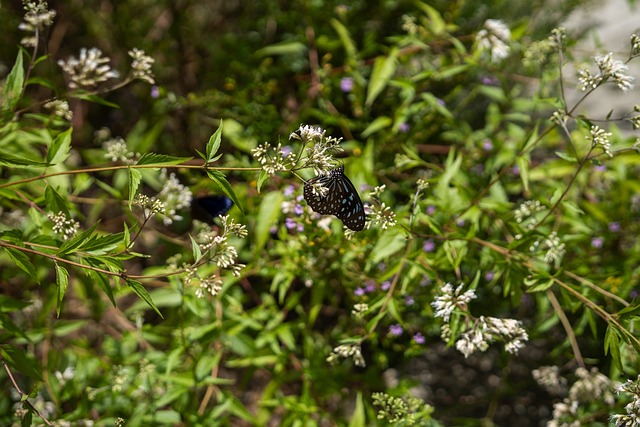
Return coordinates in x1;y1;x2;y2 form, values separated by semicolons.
4;0;640;426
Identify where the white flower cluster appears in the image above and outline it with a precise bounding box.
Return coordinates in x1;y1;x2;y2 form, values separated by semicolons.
134;194;166;218
189;214;247;297
454;316;529;358
289;124;344;175
611;375;640;426
476;19;511;63
128;48;155;84
431;282;476;323
432;283;528;358
155;169;193;225
578;52;634;92
588;125;613;158
547;367;614;427
103;137;138;164
44;99;72;121
326;343;365;367
251;142;297;175
48;211;80;240
514;200;545;229
529;230;566;264
58;47;120;89
19;0;56;47
532;365;567;396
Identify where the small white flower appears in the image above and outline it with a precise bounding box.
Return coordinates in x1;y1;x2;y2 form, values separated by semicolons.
431;283;476;322
58;47;120;89
128;48;155;84
476;19;511;62
588;125;613;157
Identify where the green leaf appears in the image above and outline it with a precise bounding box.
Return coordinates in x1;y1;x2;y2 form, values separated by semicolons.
604;326;622;371
555;151;577;162
525;278;555;293
205;169;244;214
0;150;48;167
0;345;42;381
46;127;72;165
205;123;223;163
136;153;191;166
361;116;392;138
55;264;69;317
74;92;120;108
348;392;365;427
3;247;36;279
369;229;405;265
256;41;307;57
45;185;70;216
3;50;25;110
128;168;142;207
86;269;116;307
58;222;99;255
190;234;202;262
330;18;357;60
516;155;530;193
127;279;163;318
256;170;269;193
254;191;283;254
365;50;397;106
415;2;447;34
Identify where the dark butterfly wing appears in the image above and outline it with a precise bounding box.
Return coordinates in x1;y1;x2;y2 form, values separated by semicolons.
332;171;365;231
304;174;336;215
191;195;233;223
303;166;365;231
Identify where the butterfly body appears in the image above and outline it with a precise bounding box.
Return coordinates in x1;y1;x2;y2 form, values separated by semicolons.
303;166;365;231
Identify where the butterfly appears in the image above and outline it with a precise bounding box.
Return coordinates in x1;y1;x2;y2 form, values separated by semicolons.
191;195;233;224
303;165;365;231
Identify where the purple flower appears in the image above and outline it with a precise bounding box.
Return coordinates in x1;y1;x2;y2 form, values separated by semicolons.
413;332;425;344
436;98;446;106
381;281;391;291
281;145;293;157
340;77;354;92
283;185;295;197
591;237;604;248
608;222;621;232
485;271;494;281
365;281;377;293
293;204;304;216
594;164;606;172
420;276;432;287
389;324;403;336
482;139;493;151
150;85;160;98
405;295;415;306
426;205;436;216
511;166;520;176
285;218;297;230
423;239;435;252
456;219;465;227
480;75;499;85
398;122;410;133
354;287;365;296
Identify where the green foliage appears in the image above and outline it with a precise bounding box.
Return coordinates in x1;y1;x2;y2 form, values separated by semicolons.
2;0;640;426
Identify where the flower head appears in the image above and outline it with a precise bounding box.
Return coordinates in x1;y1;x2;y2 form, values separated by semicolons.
578;52;634;92
128;48;155;84
476;19;511;62
58;47;120;89
19;0;56;47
